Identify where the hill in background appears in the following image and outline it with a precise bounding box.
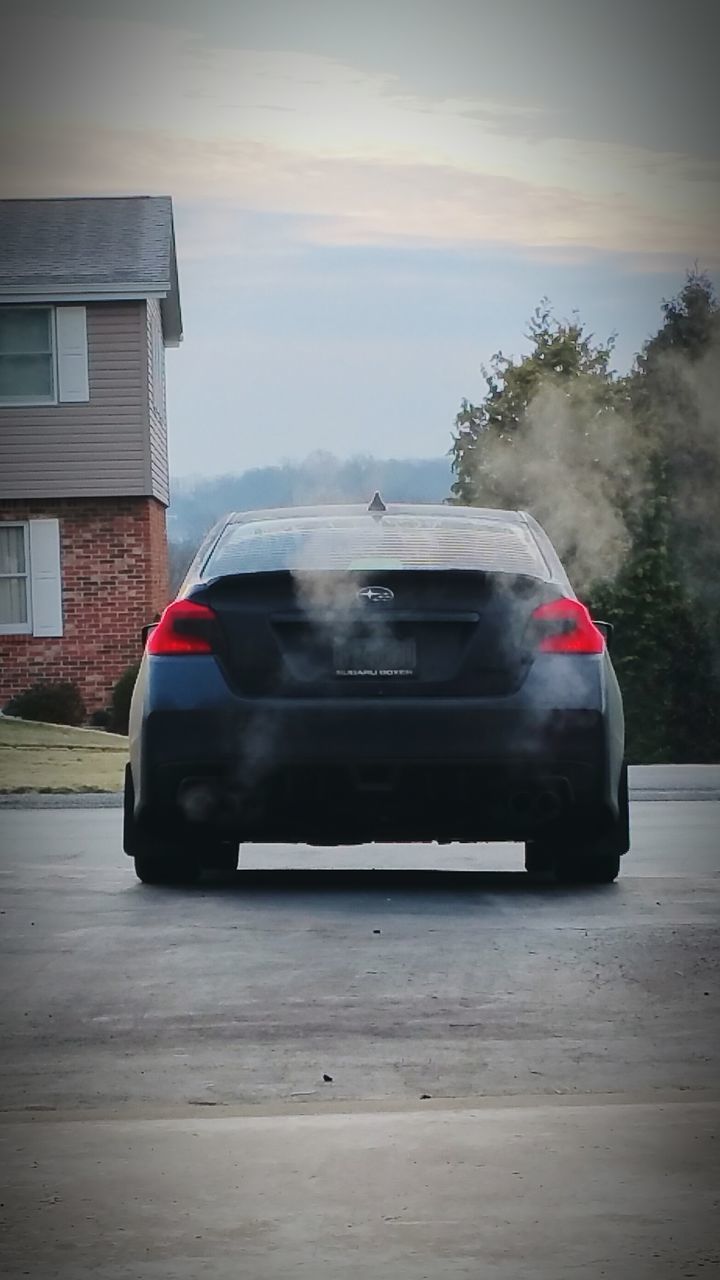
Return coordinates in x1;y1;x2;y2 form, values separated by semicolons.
167;451;453;590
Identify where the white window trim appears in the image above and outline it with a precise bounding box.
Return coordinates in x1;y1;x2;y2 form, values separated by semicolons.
0;522;32;635
0;306;58;407
55;306;90;402
0;305;90;407
28;518;64;636
0;519;64;637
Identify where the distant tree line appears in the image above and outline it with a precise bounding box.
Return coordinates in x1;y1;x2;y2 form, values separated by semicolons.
451;272;720;763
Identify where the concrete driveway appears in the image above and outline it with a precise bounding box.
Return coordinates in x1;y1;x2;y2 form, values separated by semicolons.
0;767;718;1278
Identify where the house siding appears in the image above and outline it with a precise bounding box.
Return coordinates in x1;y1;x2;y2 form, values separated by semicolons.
0;496;169;710
146;297;170;505
0;302;156;501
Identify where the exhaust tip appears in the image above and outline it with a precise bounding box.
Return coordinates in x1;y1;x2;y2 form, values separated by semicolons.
177;779;219;823
535;790;562;821
510;787;562;824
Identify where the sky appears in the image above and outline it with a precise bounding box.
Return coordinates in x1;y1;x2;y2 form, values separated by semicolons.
1;0;719;478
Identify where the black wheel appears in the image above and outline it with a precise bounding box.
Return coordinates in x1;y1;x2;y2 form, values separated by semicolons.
524;843;555;880
525;761;628;885
526;837;621;885
134;853;201;886
124;766;201;885
555;846;621;884
202;841;240;875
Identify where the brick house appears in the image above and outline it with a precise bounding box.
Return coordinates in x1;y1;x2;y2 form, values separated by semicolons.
0;196;182;715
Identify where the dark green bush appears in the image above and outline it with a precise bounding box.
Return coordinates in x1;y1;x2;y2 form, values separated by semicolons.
4;681;86;726
110;662;141;734
88;708;112;729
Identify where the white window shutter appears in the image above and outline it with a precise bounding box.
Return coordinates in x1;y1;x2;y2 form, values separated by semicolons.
56;306;89;402
29;519;63;637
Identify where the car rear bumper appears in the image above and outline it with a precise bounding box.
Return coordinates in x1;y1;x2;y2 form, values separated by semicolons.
129;654;624;844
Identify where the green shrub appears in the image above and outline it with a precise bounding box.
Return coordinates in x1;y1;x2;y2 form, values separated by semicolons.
88;708;112;729
4;681;86;726
110;662;140;734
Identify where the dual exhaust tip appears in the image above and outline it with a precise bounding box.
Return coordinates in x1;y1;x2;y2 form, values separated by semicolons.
177;779;222;823
509;788;563;824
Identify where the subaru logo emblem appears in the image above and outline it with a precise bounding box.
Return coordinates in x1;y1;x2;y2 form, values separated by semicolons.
358;586;394;604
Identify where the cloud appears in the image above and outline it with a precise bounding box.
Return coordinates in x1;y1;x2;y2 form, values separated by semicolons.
14;0;720;157
1;118;717;267
1;7;718;274
2;6;716;261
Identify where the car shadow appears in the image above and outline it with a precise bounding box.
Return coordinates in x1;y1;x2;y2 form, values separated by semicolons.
191;867;617;898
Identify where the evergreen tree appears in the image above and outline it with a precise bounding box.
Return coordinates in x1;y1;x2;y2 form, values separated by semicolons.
450;278;720;762
450;302;621;511
597;272;720;761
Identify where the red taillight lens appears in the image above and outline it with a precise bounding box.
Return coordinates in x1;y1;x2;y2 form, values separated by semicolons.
146;600;217;655
531;598;605;654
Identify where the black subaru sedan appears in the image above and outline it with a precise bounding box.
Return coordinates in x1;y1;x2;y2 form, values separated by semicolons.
124;500;629;885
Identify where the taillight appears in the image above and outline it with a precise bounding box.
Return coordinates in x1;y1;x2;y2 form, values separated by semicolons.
146;600;217;655
531;598;605;654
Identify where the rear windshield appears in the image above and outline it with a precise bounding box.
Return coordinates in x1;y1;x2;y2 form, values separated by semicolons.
203;515;551;580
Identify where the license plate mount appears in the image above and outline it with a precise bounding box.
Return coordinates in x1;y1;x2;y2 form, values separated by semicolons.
334;636;417;678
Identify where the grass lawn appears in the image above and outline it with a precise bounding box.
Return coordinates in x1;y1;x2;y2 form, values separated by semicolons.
0;716;128;793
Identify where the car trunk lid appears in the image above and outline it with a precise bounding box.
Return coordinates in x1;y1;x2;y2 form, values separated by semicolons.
192;570;556;697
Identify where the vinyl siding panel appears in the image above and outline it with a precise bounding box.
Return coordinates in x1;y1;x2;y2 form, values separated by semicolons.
0;302;153;499
146;298;170;505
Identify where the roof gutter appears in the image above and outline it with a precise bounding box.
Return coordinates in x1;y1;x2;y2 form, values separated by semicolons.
0;284;170;301
0;284;182;344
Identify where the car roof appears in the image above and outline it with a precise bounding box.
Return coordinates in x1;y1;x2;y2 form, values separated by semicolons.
225;503;529;526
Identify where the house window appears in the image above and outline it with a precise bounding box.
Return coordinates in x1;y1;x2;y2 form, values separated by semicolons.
0;308;56;404
0;305;89;404
0;519;63;637
0;523;31;634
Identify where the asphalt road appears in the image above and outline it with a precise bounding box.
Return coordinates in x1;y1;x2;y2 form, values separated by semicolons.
0;775;719;1278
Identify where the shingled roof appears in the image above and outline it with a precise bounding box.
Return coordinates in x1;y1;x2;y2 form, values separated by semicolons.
0;196;182;344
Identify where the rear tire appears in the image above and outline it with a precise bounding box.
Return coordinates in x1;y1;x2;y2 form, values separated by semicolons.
555;846;621;885
125;765;201;885
203;841;239;875
526;837;621;885
525;761;628;885
134;854;201;886
523;843;555;881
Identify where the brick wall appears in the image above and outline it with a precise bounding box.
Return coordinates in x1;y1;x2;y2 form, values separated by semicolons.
0;496;169;712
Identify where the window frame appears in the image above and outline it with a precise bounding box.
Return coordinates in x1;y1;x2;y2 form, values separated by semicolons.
0;521;32;636
0;305;58;407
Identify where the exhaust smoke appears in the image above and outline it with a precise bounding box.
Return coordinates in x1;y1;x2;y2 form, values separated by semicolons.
466;376;648;593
